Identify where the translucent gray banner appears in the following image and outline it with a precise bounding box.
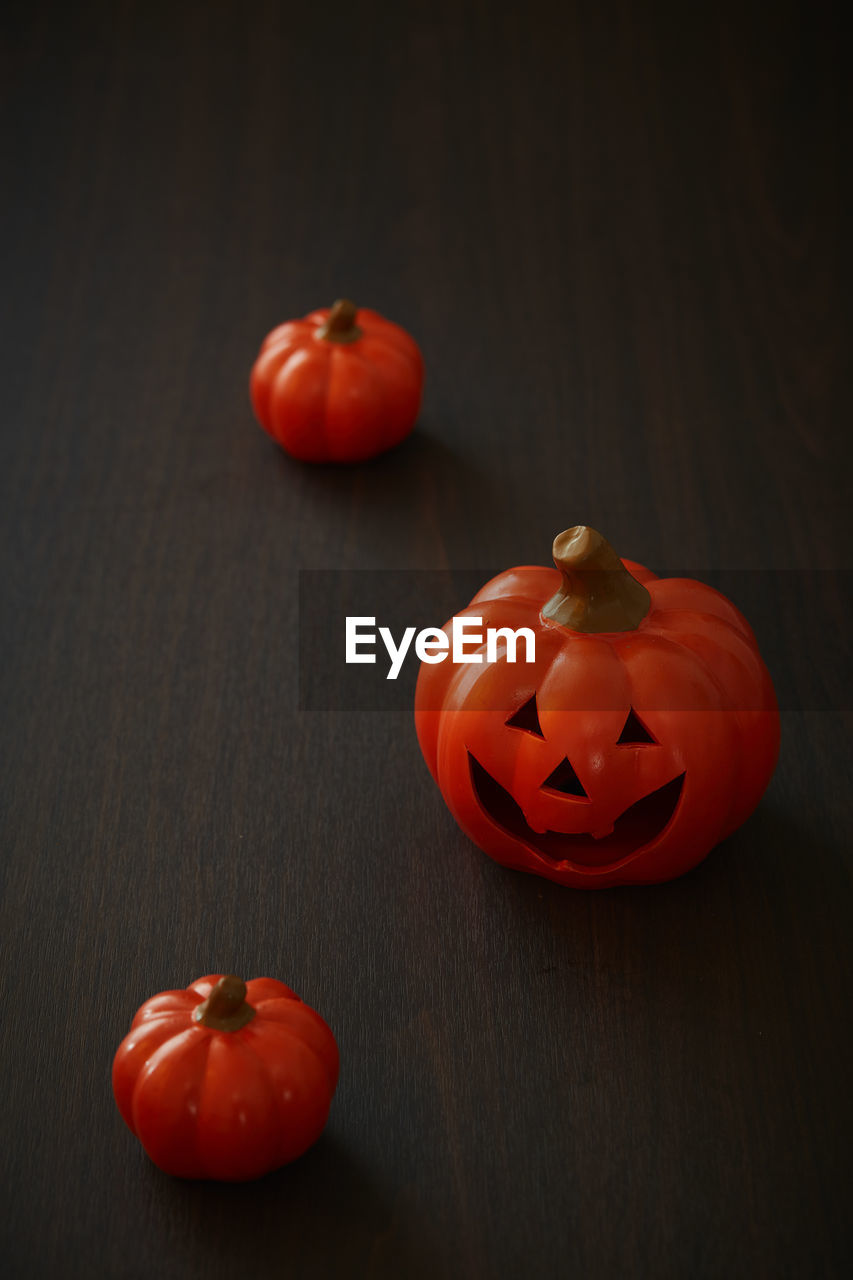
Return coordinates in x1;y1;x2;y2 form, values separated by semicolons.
298;569;852;712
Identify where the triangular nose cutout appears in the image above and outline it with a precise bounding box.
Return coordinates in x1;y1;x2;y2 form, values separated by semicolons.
506;695;544;738
617;708;657;745
542;757;588;798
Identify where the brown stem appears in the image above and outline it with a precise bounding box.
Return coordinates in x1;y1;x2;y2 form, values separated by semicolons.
317;298;362;344
541;526;651;633
193;976;256;1032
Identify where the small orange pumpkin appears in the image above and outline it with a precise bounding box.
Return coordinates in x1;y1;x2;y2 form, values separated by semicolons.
250;299;424;463
112;975;339;1180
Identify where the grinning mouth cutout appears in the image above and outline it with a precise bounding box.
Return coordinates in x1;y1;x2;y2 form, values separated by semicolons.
468;754;685;869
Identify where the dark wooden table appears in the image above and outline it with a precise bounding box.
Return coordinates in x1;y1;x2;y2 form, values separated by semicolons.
2;2;850;1276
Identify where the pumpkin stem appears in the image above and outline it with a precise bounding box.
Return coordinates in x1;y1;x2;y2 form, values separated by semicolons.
541;526;651;633
193;976;256;1032
317;298;362;344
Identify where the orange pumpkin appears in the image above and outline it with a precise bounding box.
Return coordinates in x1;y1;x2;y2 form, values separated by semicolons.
416;527;780;888
250;299;423;463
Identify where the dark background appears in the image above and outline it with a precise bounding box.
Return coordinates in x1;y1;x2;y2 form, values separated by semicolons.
2;2;851;1277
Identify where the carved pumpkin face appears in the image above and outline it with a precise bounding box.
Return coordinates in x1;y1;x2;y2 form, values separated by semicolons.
468;702;685;871
415;528;780;888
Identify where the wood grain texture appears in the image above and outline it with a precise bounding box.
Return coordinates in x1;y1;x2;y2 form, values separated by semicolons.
1;1;850;1276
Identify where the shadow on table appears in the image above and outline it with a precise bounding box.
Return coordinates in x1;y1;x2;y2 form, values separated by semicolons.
500;798;849;988
278;421;500;556
158;1134;443;1278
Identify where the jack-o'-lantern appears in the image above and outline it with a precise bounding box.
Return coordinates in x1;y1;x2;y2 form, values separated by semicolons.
415;527;780;888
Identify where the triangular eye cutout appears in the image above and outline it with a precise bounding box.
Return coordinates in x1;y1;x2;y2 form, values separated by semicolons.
617;708;657;745
506;695;544;738
542;757;588;798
